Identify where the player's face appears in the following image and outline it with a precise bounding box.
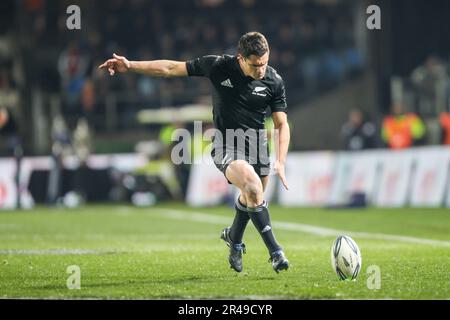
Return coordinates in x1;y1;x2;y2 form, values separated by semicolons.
243;52;269;80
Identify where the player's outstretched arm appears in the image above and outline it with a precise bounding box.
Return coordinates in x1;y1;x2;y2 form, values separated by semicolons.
98;53;188;77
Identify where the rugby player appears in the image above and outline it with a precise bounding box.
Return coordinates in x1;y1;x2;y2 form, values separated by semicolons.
99;31;290;273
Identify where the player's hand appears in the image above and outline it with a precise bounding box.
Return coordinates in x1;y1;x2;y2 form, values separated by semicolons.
98;53;131;76
274;160;289;190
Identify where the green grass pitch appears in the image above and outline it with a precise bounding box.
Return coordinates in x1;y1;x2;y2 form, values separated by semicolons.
0;203;449;299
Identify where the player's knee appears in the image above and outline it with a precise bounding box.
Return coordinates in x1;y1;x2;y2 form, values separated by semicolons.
243;180;263;205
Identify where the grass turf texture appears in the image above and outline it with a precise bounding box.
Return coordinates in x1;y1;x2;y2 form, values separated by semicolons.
0;204;449;299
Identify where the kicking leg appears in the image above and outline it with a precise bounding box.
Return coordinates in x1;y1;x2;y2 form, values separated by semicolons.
227;175;269;246
227;174;269;249
225;162;288;273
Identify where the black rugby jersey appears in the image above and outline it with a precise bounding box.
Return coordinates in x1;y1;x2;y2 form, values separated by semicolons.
186;54;287;135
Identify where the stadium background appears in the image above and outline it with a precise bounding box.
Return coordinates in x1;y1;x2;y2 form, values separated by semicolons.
0;0;449;300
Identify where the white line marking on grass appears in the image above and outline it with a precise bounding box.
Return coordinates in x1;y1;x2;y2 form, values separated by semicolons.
0;249;122;255
157;209;450;248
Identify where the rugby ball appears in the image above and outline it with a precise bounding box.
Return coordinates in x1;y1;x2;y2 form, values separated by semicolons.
331;235;362;280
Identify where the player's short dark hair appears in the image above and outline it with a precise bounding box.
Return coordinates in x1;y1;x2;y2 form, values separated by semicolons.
238;32;269;58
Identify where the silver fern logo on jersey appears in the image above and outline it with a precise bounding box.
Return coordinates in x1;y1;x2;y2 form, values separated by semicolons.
252;86;267;97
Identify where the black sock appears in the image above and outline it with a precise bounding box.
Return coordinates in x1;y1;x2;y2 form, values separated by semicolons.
229;198;250;244
248;201;282;255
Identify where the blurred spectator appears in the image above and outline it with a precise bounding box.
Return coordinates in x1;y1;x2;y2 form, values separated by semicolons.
47;115;72;205
133;149;183;202
81;79;96;115
0;107;21;155
73;117;92;165
320;51;345;89
58;41;89;113
0;107;23;208
381;103;426;149
440;111;450;145
0;69;19;110
341;108;376;150
72;117;93;202
411;55;448;118
159;121;186;198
